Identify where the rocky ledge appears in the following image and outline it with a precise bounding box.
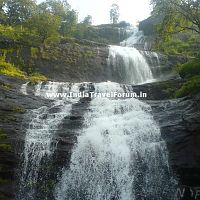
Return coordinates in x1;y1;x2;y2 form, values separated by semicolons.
134;80;200;197
0;75;52;199
150;94;200;200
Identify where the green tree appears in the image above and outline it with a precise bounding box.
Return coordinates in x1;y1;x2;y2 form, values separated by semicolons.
151;0;200;39
110;3;119;24
59;9;77;36
0;0;7;24
82;15;92;25
6;0;37;24
38;0;70;19
38;0;77;37
25;12;61;43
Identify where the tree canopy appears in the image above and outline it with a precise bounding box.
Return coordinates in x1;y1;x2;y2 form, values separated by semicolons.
151;0;200;39
82;15;92;25
59;9;77;36
0;0;79;43
38;0;70;18
0;0;128;45
150;0;200;57
6;0;37;24
110;4;120;24
25;12;61;43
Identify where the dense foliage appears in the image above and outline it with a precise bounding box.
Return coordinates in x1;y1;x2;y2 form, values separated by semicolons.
151;0;200;36
150;0;200;97
0;0;130;80
110;4;120;24
151;0;200;57
177;59;200;78
176;60;200;97
176;74;200;97
0;0;128;45
0;0;77;44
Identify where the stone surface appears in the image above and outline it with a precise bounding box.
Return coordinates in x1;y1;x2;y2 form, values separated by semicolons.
139;16;162;36
149;95;200;199
0;75;51;200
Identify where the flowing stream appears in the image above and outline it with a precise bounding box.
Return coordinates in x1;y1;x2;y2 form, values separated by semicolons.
17;28;177;200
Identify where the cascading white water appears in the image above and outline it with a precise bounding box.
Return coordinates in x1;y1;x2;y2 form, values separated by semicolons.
107;26;170;84
54;82;177;200
108;46;154;84
17;27;177;200
17;82;85;200
120;27;147;48
20;82;29;95
107;27;156;85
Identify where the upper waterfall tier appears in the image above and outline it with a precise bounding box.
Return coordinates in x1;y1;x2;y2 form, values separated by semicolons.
120;27;152;50
107;26;171;85
107;45;154;84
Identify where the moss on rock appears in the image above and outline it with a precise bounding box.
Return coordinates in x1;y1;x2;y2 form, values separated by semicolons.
176;75;200;97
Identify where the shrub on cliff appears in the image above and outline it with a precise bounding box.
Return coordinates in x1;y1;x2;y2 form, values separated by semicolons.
177;60;200;78
0;59;26;78
0;58;47;81
176;60;200;97
176;75;200;97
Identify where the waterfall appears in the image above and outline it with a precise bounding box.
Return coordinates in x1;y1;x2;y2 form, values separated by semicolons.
107;27;169;84
20;82;29;95
17;81;177;200
54;82;177;200
107;27;155;85
17;82;85;200
120;27;145;48
17;27;177;200
107;46;154;84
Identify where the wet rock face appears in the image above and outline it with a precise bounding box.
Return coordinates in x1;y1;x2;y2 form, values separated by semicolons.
3;40;110;83
149;94;200;198
0;75;51;200
133;80;200;198
133;81;200;186
0;76;92;199
32;43;109;83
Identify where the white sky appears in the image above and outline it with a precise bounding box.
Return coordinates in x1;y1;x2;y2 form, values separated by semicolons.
38;0;152;25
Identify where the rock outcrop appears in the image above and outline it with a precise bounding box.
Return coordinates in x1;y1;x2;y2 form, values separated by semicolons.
139;16;161;36
0;75;51;200
133;79;200;199
150;95;200;200
2;39;109;83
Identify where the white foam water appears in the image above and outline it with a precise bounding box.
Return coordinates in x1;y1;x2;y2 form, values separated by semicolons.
17;82;85;200
120;27;146;48
20;82;29;95
107;45;153;84
55;82;177;200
